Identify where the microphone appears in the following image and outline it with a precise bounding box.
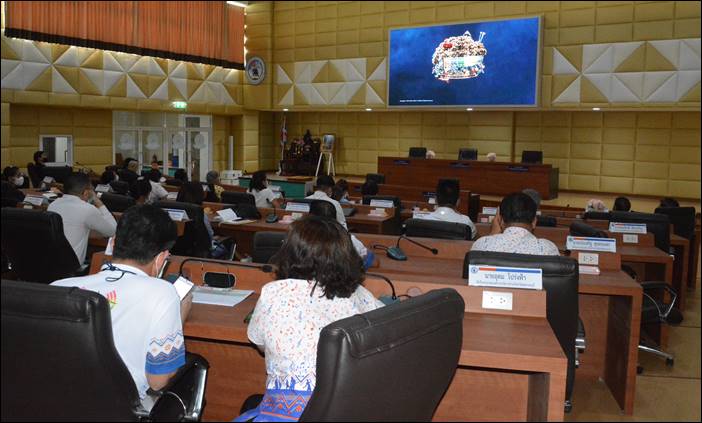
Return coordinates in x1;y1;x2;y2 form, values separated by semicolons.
374;235;439;261
366;272;398;305
176;257;274;277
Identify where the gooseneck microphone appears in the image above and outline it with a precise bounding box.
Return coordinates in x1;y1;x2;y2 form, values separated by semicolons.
366;272;397;304
373;235;439;261
177;257;274;277
396;235;438;255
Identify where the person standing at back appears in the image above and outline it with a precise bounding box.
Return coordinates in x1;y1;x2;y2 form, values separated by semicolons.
417;179;477;239
27;150;47;188
248;170;283;209
52;205;191;411
471;192;559;256
47;172;118;265
305;175;347;229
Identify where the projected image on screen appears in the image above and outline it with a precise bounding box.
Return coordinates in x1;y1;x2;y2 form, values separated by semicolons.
388;17;541;107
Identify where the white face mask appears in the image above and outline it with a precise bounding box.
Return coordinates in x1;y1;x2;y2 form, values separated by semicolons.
114;174;119;182
13;176;24;187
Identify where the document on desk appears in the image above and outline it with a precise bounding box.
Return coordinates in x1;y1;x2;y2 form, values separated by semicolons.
192;287;254;307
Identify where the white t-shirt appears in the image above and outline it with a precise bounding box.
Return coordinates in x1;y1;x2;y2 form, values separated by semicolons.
305;191;347;229
248;278;383;392
51;264;185;399
47;194;117;263
250;187;277;208
417;206;477;239
148;181;169;204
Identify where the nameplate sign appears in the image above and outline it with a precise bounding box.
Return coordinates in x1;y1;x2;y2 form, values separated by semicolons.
393;160;410;165
482;207;498;215
468;265;543;290
422;191;436;200
25;195;45;207
412;211;432;219
370;199;395;209
217;208;240;222
95;184;111;193
163;208;187;221
609;222;647;234
623;234;639;243
449;162;470;168
42;176;55;184
167;192;178;200
285;202;310;213
507;166;529;172
566;236;617;253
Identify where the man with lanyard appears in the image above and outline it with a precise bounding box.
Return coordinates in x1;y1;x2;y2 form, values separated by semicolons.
52;205;192;411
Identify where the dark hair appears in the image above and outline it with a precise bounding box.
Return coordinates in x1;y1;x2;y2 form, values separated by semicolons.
130;178;152;200
437;179;460;207
63;172;91;196
522;188;542;208
315;175;335;190
659;197;679;208
33;151;45;163
147;169;162;183
206;170;220;184
113;205;177;265
361;180;379;196
177;181;205;205
499;192;537;225
331;185;345;201
100;170;117;184
613;196;631;212
122;157;136;170
173;168;188;182
250;170;267;192
336;179;349;191
271;215;364;300
309;200;337;220
2;166;20;181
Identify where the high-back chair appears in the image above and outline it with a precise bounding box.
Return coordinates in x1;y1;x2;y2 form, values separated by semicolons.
404;218;472;240
0;208;81;283
252;232;287;264
299;288;464;421
221;191;256;207
154;201;211;258
100;193;136;213
1;280;209;421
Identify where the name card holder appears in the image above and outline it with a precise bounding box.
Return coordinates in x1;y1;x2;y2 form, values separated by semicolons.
285;203;310;213
24;196;45;207
95;184;111;193
482;207;498;215
163;208;187;222
369;199;395;209
216;208;240;222
609;222;647;234
566;236;617;253
468;265;543;290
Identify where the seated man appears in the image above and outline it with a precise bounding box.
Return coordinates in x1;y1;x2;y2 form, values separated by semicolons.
52;205;191;410
471;192;559;256
613;196;631;212
47;172;118;264
146;169;169;204
305;175;347;229
417;179;477;239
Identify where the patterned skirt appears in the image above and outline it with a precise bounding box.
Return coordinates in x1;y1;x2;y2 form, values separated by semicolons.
234;389;312;422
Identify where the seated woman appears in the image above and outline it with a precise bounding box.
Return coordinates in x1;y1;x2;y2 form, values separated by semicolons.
204;170;224;202
248;170;283;209
176;181;229;259
236;216;383;422
1;166;27;203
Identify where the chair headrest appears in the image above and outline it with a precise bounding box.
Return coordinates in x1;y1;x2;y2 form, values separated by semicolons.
1;280;103;321
465;250;578;279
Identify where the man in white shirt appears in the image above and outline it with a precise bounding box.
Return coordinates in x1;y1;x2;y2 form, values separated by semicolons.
52;205;192;408
305;175;347;229
471;192;560;256
146;169;169;204
47;172;117;264
418;179;477;239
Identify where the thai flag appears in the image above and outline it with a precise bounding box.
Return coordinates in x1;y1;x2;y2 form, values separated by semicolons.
280;115;287;146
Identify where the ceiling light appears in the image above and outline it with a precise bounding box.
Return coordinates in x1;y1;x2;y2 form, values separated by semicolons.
226;1;248;7
592;107;600;111
365;108;372;111
283;108;289;112
466;108;473;111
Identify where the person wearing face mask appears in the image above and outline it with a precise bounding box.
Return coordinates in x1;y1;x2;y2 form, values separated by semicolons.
47;172;118;265
248;170;283;209
305;175;347;229
1;166;27;203
52;205;191;412
27;150;48;188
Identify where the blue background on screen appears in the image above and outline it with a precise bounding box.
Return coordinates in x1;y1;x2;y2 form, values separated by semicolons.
388;17;540;106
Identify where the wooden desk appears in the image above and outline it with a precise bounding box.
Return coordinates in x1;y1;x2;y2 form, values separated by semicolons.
378;156;559;199
88;253;567;421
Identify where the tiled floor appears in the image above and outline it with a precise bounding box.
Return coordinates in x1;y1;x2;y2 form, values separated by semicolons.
567;279;702;422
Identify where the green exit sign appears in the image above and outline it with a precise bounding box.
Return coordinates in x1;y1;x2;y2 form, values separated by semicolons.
172;101;187;109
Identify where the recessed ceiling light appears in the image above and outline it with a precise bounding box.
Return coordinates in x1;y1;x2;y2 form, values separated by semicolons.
283;108;289;112
226;1;248;7
466;108;473;111
592;107;601;111
365;108;372;111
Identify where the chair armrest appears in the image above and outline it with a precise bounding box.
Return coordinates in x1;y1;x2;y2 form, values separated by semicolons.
148;353;210;421
576;317;586;350
641;282;679;322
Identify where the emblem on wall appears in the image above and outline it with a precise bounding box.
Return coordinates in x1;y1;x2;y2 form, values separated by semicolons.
245;56;266;85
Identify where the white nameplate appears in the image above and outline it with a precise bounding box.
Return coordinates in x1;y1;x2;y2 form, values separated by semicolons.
167;192;178;200
42;176;55;184
428;197;436;205
609;222;647;234
163;208;186;221
412;211;432;219
42;192;58;200
482;207;498;215
217;208;240;222
369;208;388;217
95;184;111;193
579;265;600;275
623;234;639;244
566;236;617;253
25;195;44;206
577;252;599;266
468;265;543;290
369;199;395;209
285;202;310;213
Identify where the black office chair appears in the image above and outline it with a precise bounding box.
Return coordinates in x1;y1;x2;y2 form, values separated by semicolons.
409;147;427;158
404;218;472;240
221;191;256;207
154;201;211;258
569;221;608;238
365;173;385;184
1;280;209;421
42;166;74;183
299;288;464;421
1;197;19;208
536;215;558;227
110;180;131;196
464;251;580;412
220;203;262;220
100;193;136;213
252;232;287;264
521;150;543;164
638;282;683;369
583;211;611;221
611;211;671;253
655;206;696;243
458;148;478;161
1;208;82;284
